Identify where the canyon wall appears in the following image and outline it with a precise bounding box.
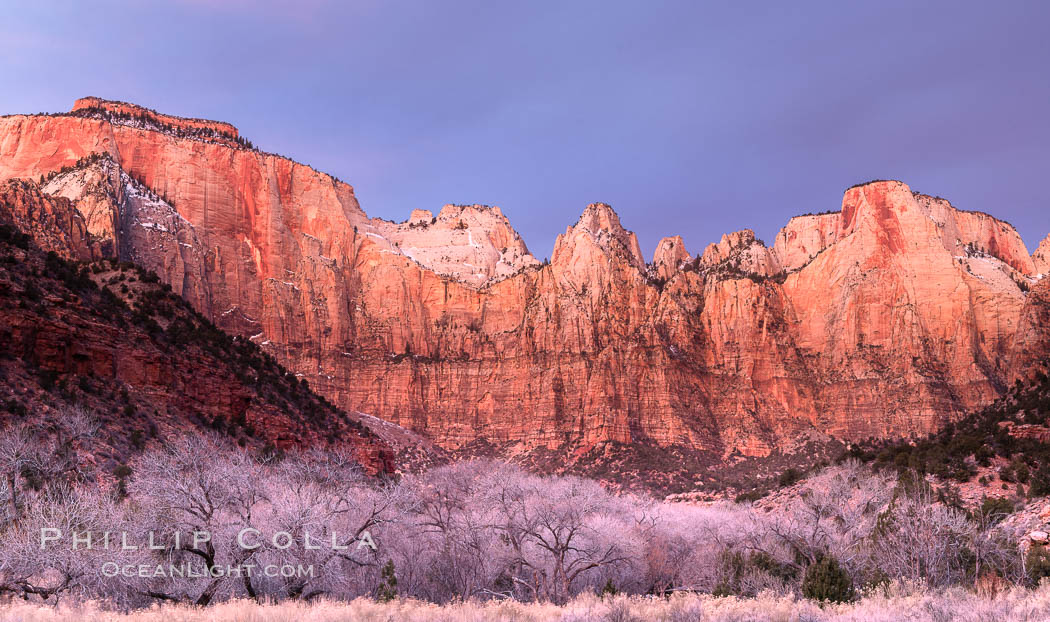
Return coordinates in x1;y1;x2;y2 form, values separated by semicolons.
0;180;394;473
1;100;1047;459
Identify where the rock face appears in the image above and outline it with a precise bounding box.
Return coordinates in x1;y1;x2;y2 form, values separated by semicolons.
772;212;841;271
40;153;213;312
1034;234;1050;276
700;229;781;277
372;203;540;285
1010;276;1050;385
0;185;394;473
0;100;1047;460
778;182;1034;439
0;179;99;261
651;236;690;281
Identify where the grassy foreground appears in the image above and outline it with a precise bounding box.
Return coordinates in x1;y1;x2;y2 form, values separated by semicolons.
3;586;1050;622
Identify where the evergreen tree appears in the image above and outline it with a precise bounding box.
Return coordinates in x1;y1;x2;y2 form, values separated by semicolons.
801;555;854;603
377;560;398;602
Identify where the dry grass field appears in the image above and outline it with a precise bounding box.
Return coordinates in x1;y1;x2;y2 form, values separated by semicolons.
2;585;1050;622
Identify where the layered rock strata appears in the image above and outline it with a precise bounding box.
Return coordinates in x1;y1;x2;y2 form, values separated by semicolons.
0;101;1046;459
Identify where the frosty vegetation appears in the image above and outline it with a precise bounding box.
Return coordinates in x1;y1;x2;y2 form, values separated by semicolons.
0;414;1043;612
5;588;1050;622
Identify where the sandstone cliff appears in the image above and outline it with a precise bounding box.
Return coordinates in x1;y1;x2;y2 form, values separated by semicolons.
699;229;781;277
651;236;690;281
0;184;394;473
1010;276;1050;385
0;178;99;261
0;101;1046;463
372;203;540;285
1035;234;1050;276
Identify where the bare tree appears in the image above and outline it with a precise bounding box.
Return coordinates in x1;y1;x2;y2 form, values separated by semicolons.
868;480;1013;588
248;449;400;601
0;423;37;521
492;472;632;603
0;407;98;523
128;434;254;605
759;460;894;580
395;460;513;602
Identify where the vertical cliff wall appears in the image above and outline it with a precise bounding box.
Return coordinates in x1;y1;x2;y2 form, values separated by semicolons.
1;101;1046;460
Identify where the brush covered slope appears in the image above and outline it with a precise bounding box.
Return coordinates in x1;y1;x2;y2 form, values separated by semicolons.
0;98;1047;473
0;179;394;474
850;295;1050;489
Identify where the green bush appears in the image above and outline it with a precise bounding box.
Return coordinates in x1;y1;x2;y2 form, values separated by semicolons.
377;560;398;601
713;549;796;597
1012;458;1030;484
979;496;1014;524
1031;467;1050;498
801;555;854;603
1027;544;1050;585
778;468;802;487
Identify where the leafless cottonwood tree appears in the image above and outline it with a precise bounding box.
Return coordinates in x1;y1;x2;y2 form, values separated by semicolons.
0;423;1033;607
0;407;97;522
869;481;1024;588
392;461;510;602
487;470;633;603
0;423;37;521
248;448;400;601
758;460;895;576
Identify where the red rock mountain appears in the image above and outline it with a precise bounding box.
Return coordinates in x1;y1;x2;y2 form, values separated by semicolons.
1034;234;1050;276
0;180;393;473
1;99;1047;461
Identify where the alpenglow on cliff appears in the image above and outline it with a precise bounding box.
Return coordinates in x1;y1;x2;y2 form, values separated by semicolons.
1;98;1048;460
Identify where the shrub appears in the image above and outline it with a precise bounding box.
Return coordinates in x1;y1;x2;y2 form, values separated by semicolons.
1012;458;1030;484
38;368;59;391
23;280;42;302
1027;544;1050;585
801;555;854;603
778;468;802;487
1031;467;1050;497
4;399;27;416
979;496;1014;524
377;560;398;602
0;223;31;249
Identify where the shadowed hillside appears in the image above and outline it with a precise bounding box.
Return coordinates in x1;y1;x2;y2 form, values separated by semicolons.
0;181;393;474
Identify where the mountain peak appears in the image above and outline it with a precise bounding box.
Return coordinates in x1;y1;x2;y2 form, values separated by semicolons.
577;202;625;232
700;229;781;277
556;202;645;268
372;202;539;286
1035;233;1050;276
652;235;691;280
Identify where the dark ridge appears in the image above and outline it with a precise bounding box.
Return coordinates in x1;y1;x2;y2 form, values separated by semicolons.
69;106;253;149
845;178;903;191
75;95;232;128
0;209;391;472
791;209;839;219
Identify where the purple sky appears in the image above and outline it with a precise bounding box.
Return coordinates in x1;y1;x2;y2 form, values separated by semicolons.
2;1;1048;258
